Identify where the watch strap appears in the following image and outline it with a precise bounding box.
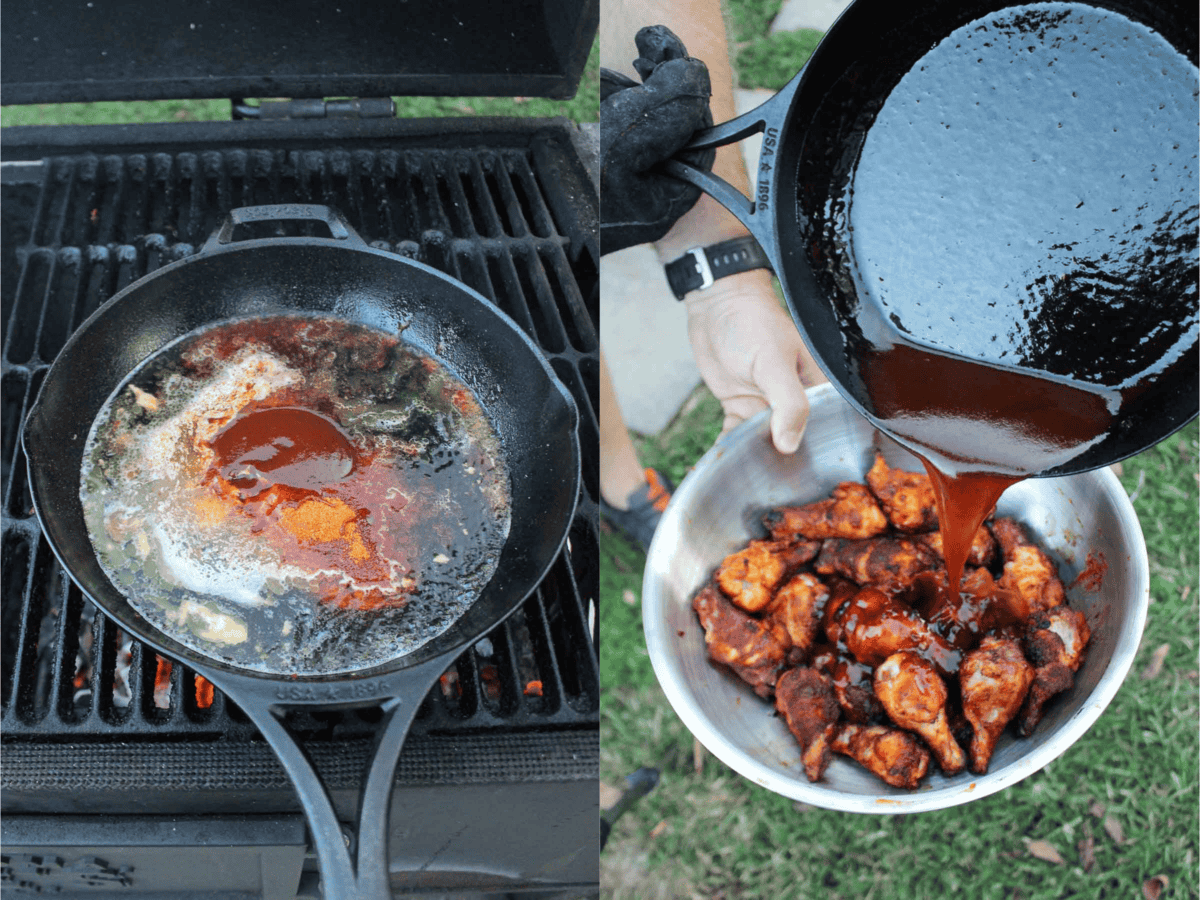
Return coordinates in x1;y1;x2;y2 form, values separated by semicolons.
664;236;773;300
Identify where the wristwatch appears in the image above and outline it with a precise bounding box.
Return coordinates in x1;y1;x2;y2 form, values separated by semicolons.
663;236;773;300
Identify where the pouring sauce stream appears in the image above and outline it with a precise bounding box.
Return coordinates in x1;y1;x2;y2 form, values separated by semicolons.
861;341;1120;610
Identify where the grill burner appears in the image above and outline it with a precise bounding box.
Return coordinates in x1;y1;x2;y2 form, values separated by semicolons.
2;120;599;897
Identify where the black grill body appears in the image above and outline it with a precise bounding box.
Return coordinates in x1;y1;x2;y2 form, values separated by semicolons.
1;117;600;898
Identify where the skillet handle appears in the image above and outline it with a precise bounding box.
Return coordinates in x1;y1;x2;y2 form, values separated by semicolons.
208;657;446;900
202;204;369;254
660;70;805;274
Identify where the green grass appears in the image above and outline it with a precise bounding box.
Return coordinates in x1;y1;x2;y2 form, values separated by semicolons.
724;0;823;91
601;415;1199;900
0;40;599;127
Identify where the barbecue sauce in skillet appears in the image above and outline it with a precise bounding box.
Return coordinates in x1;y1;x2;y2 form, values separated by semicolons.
841;4;1197;607
208;407;358;501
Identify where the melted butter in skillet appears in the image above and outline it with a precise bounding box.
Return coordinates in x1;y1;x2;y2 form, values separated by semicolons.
80;315;511;675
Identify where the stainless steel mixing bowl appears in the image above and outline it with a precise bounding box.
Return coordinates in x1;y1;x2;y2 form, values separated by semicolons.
642;384;1148;813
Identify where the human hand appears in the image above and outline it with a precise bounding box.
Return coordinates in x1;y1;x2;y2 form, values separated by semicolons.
685;269;822;453
600;25;717;255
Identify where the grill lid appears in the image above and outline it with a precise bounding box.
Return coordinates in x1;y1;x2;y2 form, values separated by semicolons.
0;0;597;105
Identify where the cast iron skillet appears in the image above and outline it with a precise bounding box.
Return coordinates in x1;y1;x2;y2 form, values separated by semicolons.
663;0;1198;475
22;204;581;900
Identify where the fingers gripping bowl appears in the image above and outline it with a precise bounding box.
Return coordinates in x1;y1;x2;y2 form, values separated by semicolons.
642;385;1148;813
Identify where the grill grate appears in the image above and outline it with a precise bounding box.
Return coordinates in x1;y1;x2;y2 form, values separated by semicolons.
1;136;600;758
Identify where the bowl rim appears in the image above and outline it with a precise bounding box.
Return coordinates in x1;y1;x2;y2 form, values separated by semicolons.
642;384;1150;814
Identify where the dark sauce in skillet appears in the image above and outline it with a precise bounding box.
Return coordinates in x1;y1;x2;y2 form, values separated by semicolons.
81;315;511;675
843;4;1197;599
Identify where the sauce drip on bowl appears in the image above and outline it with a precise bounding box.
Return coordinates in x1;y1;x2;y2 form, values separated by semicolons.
80;315;511;676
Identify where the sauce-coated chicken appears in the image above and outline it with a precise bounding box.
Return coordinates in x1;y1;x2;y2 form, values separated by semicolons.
814;537;938;588
831;723;931;789
691;458;1091;791
866;453;939;532
715;538;819;613
775;667;841;782
820;577;860;645
1017;604;1091;736
925;567;1025;651
837;587;961;678
831;655;883;724
992;517;1067;618
692;581;787;698
763;482;888;541
916;526;998;569
874;651;967;775
959;635;1035;774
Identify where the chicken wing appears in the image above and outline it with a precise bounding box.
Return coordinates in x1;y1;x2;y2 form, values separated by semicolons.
925;567;1025;651
763;571;828;661
807;643;882;722
831;655;884;724
820;576;860;646
831;723;931;789
1017;604;1091;736
715;538;819;613
866;453;939;532
763;482;888;541
837;587;961;678
992;518;1066;618
874;651;967;775
775;667;842;781
915;525;998;569
959;636;1035;774
692;581;787;698
813;537;938;588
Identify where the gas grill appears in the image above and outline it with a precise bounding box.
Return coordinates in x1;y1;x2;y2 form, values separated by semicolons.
1;4;600;897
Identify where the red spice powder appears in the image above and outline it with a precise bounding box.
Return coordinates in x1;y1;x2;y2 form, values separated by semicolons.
1071;551;1108;592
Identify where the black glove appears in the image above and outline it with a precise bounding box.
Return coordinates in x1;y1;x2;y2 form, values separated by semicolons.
600;26;717;255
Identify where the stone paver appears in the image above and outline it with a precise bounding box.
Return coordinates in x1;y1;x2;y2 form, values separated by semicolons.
600;244;699;435
770;0;852;34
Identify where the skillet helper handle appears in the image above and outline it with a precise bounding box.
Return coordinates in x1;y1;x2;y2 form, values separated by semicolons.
210;656;446;900
203;203;369;254
660;70;804;275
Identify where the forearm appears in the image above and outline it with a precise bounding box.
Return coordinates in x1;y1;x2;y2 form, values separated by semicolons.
601;0;751;260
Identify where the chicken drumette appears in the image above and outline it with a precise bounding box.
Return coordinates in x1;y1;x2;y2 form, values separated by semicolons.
835;587;961;678
693;581;787;698
924;567;1025;650
831;723;931;789
959;635;1035;774
763;571;828;663
715;538;819;613
1017;604;1091;736
992;517;1066;618
865;453;939;533
775;667;842;782
763;482;888;541
813;537;938;588
874;651;967;775
915;526;998;569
